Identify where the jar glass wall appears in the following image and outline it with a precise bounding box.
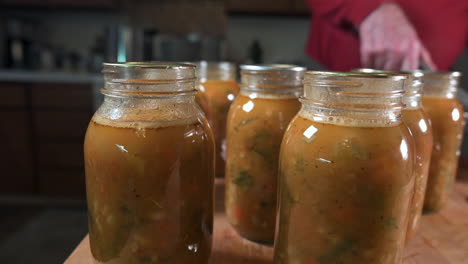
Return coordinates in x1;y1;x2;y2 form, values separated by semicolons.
422;72;465;212
84;62;215;264
225;64;305;244
275;72;415;264
352;69;433;241
196;61;239;177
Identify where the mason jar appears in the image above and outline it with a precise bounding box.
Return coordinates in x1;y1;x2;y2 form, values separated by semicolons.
225;64;306;244
196;61;239;177
275;72;415;264
84;62;215;264
422;72;465;213
353;69;433;241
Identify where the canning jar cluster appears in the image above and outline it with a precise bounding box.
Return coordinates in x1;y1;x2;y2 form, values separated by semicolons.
83;62;464;264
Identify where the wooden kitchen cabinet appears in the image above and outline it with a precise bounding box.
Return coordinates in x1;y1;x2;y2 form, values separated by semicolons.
1;0;309;15
224;0;310;14
39;170;85;196
226;0;291;13
0;0;118;8
31;83;92;110
46;0;117;8
0;111;34;193
293;0;309;14
0;82;34;193
34;111;91;141
0;83;27;108
0;80;93;196
37;142;85;196
31;83;93;196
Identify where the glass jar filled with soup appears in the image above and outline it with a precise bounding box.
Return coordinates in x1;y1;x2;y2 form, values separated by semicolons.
422;72;465;213
225;64;306;244
401;72;433;240
353;69;433;241
84;62;215;264
196;61;239;177
275;72;415;264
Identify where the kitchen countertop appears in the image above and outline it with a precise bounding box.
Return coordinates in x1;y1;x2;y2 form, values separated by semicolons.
65;179;468;264
0;70;102;84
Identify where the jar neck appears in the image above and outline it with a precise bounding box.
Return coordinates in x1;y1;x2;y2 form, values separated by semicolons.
403;94;422;109
197;61;236;81
298;100;402;127
422;72;460;99
96;93;201;127
239;64;305;99
97;62;201;125
352;69;423;110
240;87;301;99
403;72;423;109
102;62;197;98
301;72;406;126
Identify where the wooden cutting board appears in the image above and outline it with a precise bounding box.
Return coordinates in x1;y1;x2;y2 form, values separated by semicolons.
65;180;468;264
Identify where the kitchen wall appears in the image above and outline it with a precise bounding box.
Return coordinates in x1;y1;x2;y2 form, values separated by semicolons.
1;8;465;77
1;9;123;57
1;9;321;68
226;15;322;69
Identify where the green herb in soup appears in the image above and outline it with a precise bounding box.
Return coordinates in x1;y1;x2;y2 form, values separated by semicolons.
225;94;300;243
84;119;214;264
275;115;414;264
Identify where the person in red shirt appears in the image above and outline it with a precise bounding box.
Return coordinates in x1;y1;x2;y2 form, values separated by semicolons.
305;0;468;71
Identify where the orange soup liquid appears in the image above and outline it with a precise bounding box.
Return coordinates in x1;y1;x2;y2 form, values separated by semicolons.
84;117;214;264
225;94;300;243
197;80;239;177
402;108;433;240
422;97;465;212
275;115;414;264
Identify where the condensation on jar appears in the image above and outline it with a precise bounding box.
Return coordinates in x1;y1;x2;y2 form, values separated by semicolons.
275;71;415;264
422;71;465;213
84;62;215;264
225;64;305;244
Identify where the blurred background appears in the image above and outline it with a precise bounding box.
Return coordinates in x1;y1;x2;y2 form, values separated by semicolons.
0;0;467;263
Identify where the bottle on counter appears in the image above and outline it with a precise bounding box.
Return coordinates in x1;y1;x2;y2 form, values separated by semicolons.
275;71;415;264
196;61;239;177
225;64;306;244
84;62;215;264
422;72;465;213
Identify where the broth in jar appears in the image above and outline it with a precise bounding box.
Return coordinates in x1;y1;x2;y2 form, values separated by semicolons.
352;69;433;240
275;72;415;264
225;64;305;244
422;72;465;213
196;61;239;177
84;63;215;264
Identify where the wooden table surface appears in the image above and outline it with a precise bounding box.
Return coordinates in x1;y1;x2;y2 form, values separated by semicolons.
65;180;468;264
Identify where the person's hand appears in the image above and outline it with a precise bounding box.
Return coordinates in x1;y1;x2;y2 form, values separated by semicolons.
359;2;437;71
